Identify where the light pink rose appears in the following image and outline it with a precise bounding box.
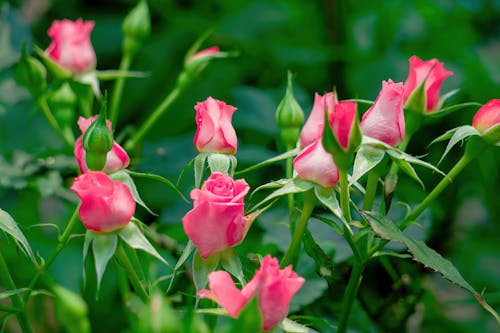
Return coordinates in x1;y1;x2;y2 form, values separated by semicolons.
182;172;251;258
74;116;130;174
199;255;305;331
360;79;405;146
194;97;238;154
329;101;358;150
71;171;135;233
299;92;336;148
294;127;339;187
46;19;97;73
403;55;453;113
472;99;500;133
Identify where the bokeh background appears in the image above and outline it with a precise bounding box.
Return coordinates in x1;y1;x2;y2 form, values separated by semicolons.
1;0;499;332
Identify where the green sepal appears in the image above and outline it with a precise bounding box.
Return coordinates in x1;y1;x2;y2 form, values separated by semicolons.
480;122;500;145
404;77;427;114
193;250;220;293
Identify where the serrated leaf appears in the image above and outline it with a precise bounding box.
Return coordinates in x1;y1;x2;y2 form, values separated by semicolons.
438;125;479;164
0;209;35;263
392;158;424;189
351;144;385;184
235;148;300;176
362;211;499;320
91;232;118;290
109;170;157;215
193;250;219;293
0;288;28;300
280;318;320;333
303;229;334;280
220;249;245;285
194;153;208;188
251;178;313;212
118;222;170;268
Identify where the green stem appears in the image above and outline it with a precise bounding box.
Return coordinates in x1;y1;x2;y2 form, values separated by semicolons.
362;171;379;211
281;190;316;268
109;54;133;125
285;144;296;232
0;251;32;333
124;86;182;151
339;168;351;223
115;243;149;302
38;98;74;148
24;208;80;303
337;262;365;333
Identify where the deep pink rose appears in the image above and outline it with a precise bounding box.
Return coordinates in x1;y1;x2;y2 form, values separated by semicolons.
299;92;336;148
472;99;500;133
194;97;238;154
46;19;97;73
199;255;305;331
360;79;405;146
403;55;453;113
182;172;251;258
329;101;358;150
294;128;339;187
74;116;130;173
71;171;135;233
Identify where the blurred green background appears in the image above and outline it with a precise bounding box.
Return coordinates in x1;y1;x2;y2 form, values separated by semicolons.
1;0;499;332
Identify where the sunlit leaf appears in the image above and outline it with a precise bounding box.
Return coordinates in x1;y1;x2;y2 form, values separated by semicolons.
437;125;479;164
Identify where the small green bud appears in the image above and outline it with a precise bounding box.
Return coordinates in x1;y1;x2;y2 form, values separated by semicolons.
47;82;78;127
16;47;47;97
83;104;113;171
275;72;304;147
122;1;151;56
53;285;90;333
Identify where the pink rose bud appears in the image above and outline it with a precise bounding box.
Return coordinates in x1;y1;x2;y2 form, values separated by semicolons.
403;55;453;113
360;79;405;146
189;46;221;63
74;116;130;173
199;255;305;331
472;99;500;133
194;97;238;154
299;92;336;148
294;129;339;187
182;172;252;258
46;19;97;73
71;171;135;233
329;101;359;151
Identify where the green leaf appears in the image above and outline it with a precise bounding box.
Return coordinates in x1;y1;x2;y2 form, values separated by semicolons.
118;222;170;268
194;153;208;188
0;209;35;263
428;101;481;118
220;249;245;285
235;148;300;176
279;318;320;333
303;229;334;280
437;125;479;164
251;178;313;212
0;288;28;301
391;158;424;189
91;232;118;290
167;241;195;293
109;170;157;215
192;250;219;293
126;170;189;203
351;144;385;184
362;211;499;321
313;186;351;234
96;70;148;80
227;297;262;333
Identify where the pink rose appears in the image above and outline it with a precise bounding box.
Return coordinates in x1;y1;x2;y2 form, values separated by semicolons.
472;99;500;133
46;19;97;73
199;255;305;331
194;97;238;154
182;172;251;258
299;92;336;148
71;171;135;233
294;128;339;187
329;101;358;150
360;80;405;146
403;55;453;113
74;116;130;173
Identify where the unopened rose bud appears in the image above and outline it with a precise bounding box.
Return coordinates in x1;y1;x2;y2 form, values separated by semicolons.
275;72;304;147
122;1;151;56
47;82;77;127
82;109;113;171
16;49;47;97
